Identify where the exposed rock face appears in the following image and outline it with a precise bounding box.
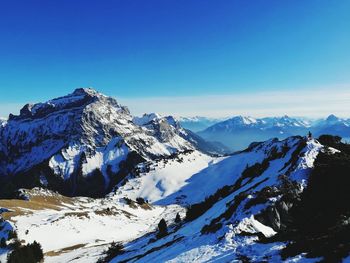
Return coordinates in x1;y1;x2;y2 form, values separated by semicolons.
0;88;199;197
253;138;350;262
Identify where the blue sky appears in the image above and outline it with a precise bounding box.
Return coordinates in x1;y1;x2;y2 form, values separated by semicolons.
0;0;349;117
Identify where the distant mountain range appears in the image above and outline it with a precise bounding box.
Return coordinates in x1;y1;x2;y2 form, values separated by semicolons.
192;115;350;150
177;116;225;132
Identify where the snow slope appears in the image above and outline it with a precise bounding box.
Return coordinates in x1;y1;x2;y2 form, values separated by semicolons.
113;150;218;204
110;137;326;262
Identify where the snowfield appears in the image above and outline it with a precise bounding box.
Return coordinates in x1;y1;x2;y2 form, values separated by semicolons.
113;150;218;204
0;188;185;262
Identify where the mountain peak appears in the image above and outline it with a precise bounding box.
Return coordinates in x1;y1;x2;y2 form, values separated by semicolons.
1;89;202;196
72;87;104;97
229;115;257;125
326;114;339;122
133;113;162;126
281;114;290;119
8;88;117;121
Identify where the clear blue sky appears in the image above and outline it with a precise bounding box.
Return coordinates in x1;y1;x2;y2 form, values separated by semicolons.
0;0;349;117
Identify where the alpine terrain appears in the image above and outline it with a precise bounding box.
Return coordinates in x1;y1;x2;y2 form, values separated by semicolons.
0;89;350;263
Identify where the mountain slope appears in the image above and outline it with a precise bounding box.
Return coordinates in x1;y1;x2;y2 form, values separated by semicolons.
133;113;230;155
110;136;329;262
1;135;349;262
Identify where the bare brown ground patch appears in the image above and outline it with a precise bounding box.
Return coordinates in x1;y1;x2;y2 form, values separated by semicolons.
64;211;90;219
45;242;108;259
94;207;135;219
0;190;75;221
45;243;87;257
140;203;152;210
94;208;119;216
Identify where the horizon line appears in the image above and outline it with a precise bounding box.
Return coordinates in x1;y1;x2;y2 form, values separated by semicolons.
1;85;349;119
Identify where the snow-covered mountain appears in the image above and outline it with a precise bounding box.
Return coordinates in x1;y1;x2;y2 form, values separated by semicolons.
196;115;311;132
317;114;350;126
313;114;350;140
197;114;350;151
132;113;230;155
0;88;220;197
198;115;311;150
178;116;224;132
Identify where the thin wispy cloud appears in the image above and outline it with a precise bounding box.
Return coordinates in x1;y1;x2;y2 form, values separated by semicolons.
1;86;349;119
119;86;350;118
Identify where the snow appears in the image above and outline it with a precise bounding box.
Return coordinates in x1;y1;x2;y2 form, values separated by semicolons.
133;113;161;126
207;115;312;132
113;151;215;203
0;248;10;263
30;88;108;116
1;88;196;181
49;144;82;180
115;137;322;209
1;188;185;262
81;138;129;186
0;117;6;127
0;88;334;263
234;215;276;237
108;137;325;263
285;254;323;262
15;205;160;252
289;139;323;184
177;116;222;122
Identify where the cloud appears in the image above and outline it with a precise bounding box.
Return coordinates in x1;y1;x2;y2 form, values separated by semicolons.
118;86;350;118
